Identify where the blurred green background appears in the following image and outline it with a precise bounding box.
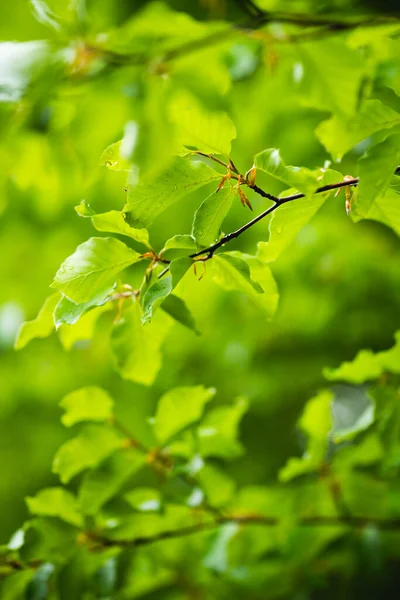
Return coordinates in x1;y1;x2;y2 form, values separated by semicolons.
1;0;399;557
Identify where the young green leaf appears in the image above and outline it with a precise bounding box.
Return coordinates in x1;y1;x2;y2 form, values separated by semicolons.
161;234;197;254
52;425;125;484
352;134;400;218
100;140;133;172
111;301;171;385
14;292;61;350
78;450;145;515
75;200;151;249
316;99;400;160
169;91;236;155
58;304;110;351
60;387;114;427
212;252;278;318
192;186;233;248
54;291;111;327
124;157;220;228
197;397;248;459
141;257;192;325
362;187;400;236
26;488;83;528
324;331;400;384
153;385;216;445
254;148;318;195
161;294;198;334
51;237;141;304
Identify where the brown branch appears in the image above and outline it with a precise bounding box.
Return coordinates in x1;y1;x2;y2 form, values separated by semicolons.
190;165;400;259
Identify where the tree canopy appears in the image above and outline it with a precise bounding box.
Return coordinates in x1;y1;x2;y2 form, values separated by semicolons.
0;1;400;598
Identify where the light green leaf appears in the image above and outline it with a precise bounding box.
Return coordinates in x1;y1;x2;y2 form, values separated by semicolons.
100;141;132;172
30;0;61;31
75;200;151;249
295;39;364;118
54;290;111;327
124;488;161;512
58;304;110;350
197;464;236;508
212;252;278;317
78;450;145;515
197;397;248;459
52;425;125;484
162;234;197;254
26;488;83;528
14;292;61;350
161;294;198;334
192;186;233;248
124;157;220;228
353;135;400;218
316;99;400;160
51;237;141;304
363;186;400;236
111;301;171;385
60;386;114;427
203;522;240;573
0;569;35;600
279;389;333;482
256;194;326;263
153;385;216;444
141;257;192;325
324;331;400;383
169;91;236;155
254;148;318;195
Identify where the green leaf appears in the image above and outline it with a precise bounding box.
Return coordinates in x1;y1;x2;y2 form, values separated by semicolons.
324;331;400;383
279;389;333;482
51;237;141;304
124;157;220;228
0;569;35;600
111;301;171;385
362;186;400;236
60;386;114;427
197;464;236;508
316;99;400;160
169;91;236;155
58;304;110;350
295;39;364;118
26;488;83;527
254;148;318;195
78;450;145;515
27;563;55;600
161;234;197;254
353;135;400;218
161;294;198;334
52;425;125;484
141;257;192;324
197;397;248;459
192;186;233;248
256;194;327;263
54;291;111;327
124;488;161;512
203;522;240;573
212;252;278;318
153;385;216;444
75;200;151;249
100;141;132;172
14;292;61;350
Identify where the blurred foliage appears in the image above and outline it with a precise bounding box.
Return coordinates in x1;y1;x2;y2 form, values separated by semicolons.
0;0;400;598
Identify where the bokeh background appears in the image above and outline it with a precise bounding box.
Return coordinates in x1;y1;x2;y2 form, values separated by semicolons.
1;0;399;557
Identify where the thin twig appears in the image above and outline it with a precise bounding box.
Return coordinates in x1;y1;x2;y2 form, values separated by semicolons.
94;513;400;549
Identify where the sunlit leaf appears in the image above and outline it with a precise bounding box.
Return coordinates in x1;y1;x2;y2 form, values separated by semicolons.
124;157;220;228
197;397;248;459
316;99;400;160
192;186;233;248
14;292;61;350
111;301;171;385
60;386;114;427
153;385;215;444
254;148;318;195
51;237;141;304
26;488;83;527
52;425;125;484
